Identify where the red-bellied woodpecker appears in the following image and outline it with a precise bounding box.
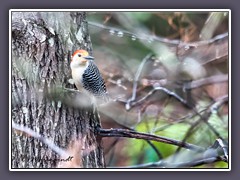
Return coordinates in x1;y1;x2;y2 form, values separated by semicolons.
70;49;109;104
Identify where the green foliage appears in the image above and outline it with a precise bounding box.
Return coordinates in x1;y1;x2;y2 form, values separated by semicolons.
208;112;228;139
214;161;228;168
123;109;228;167
194;161;228;168
123;118;191;165
187;110;228;148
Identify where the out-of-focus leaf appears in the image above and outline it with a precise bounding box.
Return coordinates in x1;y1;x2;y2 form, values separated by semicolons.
194;161;228;168
214;161;228;168
208;112;228;139
127;12;152;22
200;12;226;40
123;118;192;165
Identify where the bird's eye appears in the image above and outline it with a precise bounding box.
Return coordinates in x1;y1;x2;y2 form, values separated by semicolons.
78;54;81;57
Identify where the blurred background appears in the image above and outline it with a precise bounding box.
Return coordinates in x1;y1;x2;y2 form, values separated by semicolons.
86;11;229;168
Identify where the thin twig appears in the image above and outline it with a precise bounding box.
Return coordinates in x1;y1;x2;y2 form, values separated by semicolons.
97;128;205;152
142;74;228;90
88;21;228;47
126;53;152;110
145;139;163;160
210;95;228;112
215;138;229;161
107;146;117;166
174;95;228;154
131;53;152;101
174;118;203;155
128;77;226;147
12;121;69;158
131;86;187;108
108;156;226;168
111;122;163;159
104;138;120;155
153;108;208;133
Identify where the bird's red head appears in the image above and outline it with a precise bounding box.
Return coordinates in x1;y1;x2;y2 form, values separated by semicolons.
72;49;89;59
71;49;94;65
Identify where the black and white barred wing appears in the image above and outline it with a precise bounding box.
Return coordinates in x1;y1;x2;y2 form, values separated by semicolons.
82;61;109;103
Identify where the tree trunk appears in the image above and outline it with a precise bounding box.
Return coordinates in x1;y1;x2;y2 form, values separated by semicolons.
11;11;105;168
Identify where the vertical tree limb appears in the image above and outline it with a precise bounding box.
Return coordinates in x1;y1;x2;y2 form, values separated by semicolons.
11;11;105;168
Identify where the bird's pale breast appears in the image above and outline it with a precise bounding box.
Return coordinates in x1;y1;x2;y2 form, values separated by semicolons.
72;66;86;90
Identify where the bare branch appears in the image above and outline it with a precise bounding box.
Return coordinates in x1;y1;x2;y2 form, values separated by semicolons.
107;122;163;159
109;156;226;168
142;74;228;90
211;138;229;161
187;74;228;89
12;121;69;158
97;128;205;152
88;21;228;47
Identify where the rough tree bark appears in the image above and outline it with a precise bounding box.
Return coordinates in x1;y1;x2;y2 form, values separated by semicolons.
11;12;105;168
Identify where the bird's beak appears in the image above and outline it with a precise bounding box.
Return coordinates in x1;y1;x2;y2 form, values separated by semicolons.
83;55;94;60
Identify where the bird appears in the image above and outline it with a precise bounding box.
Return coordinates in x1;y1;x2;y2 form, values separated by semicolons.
70;49;109;105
